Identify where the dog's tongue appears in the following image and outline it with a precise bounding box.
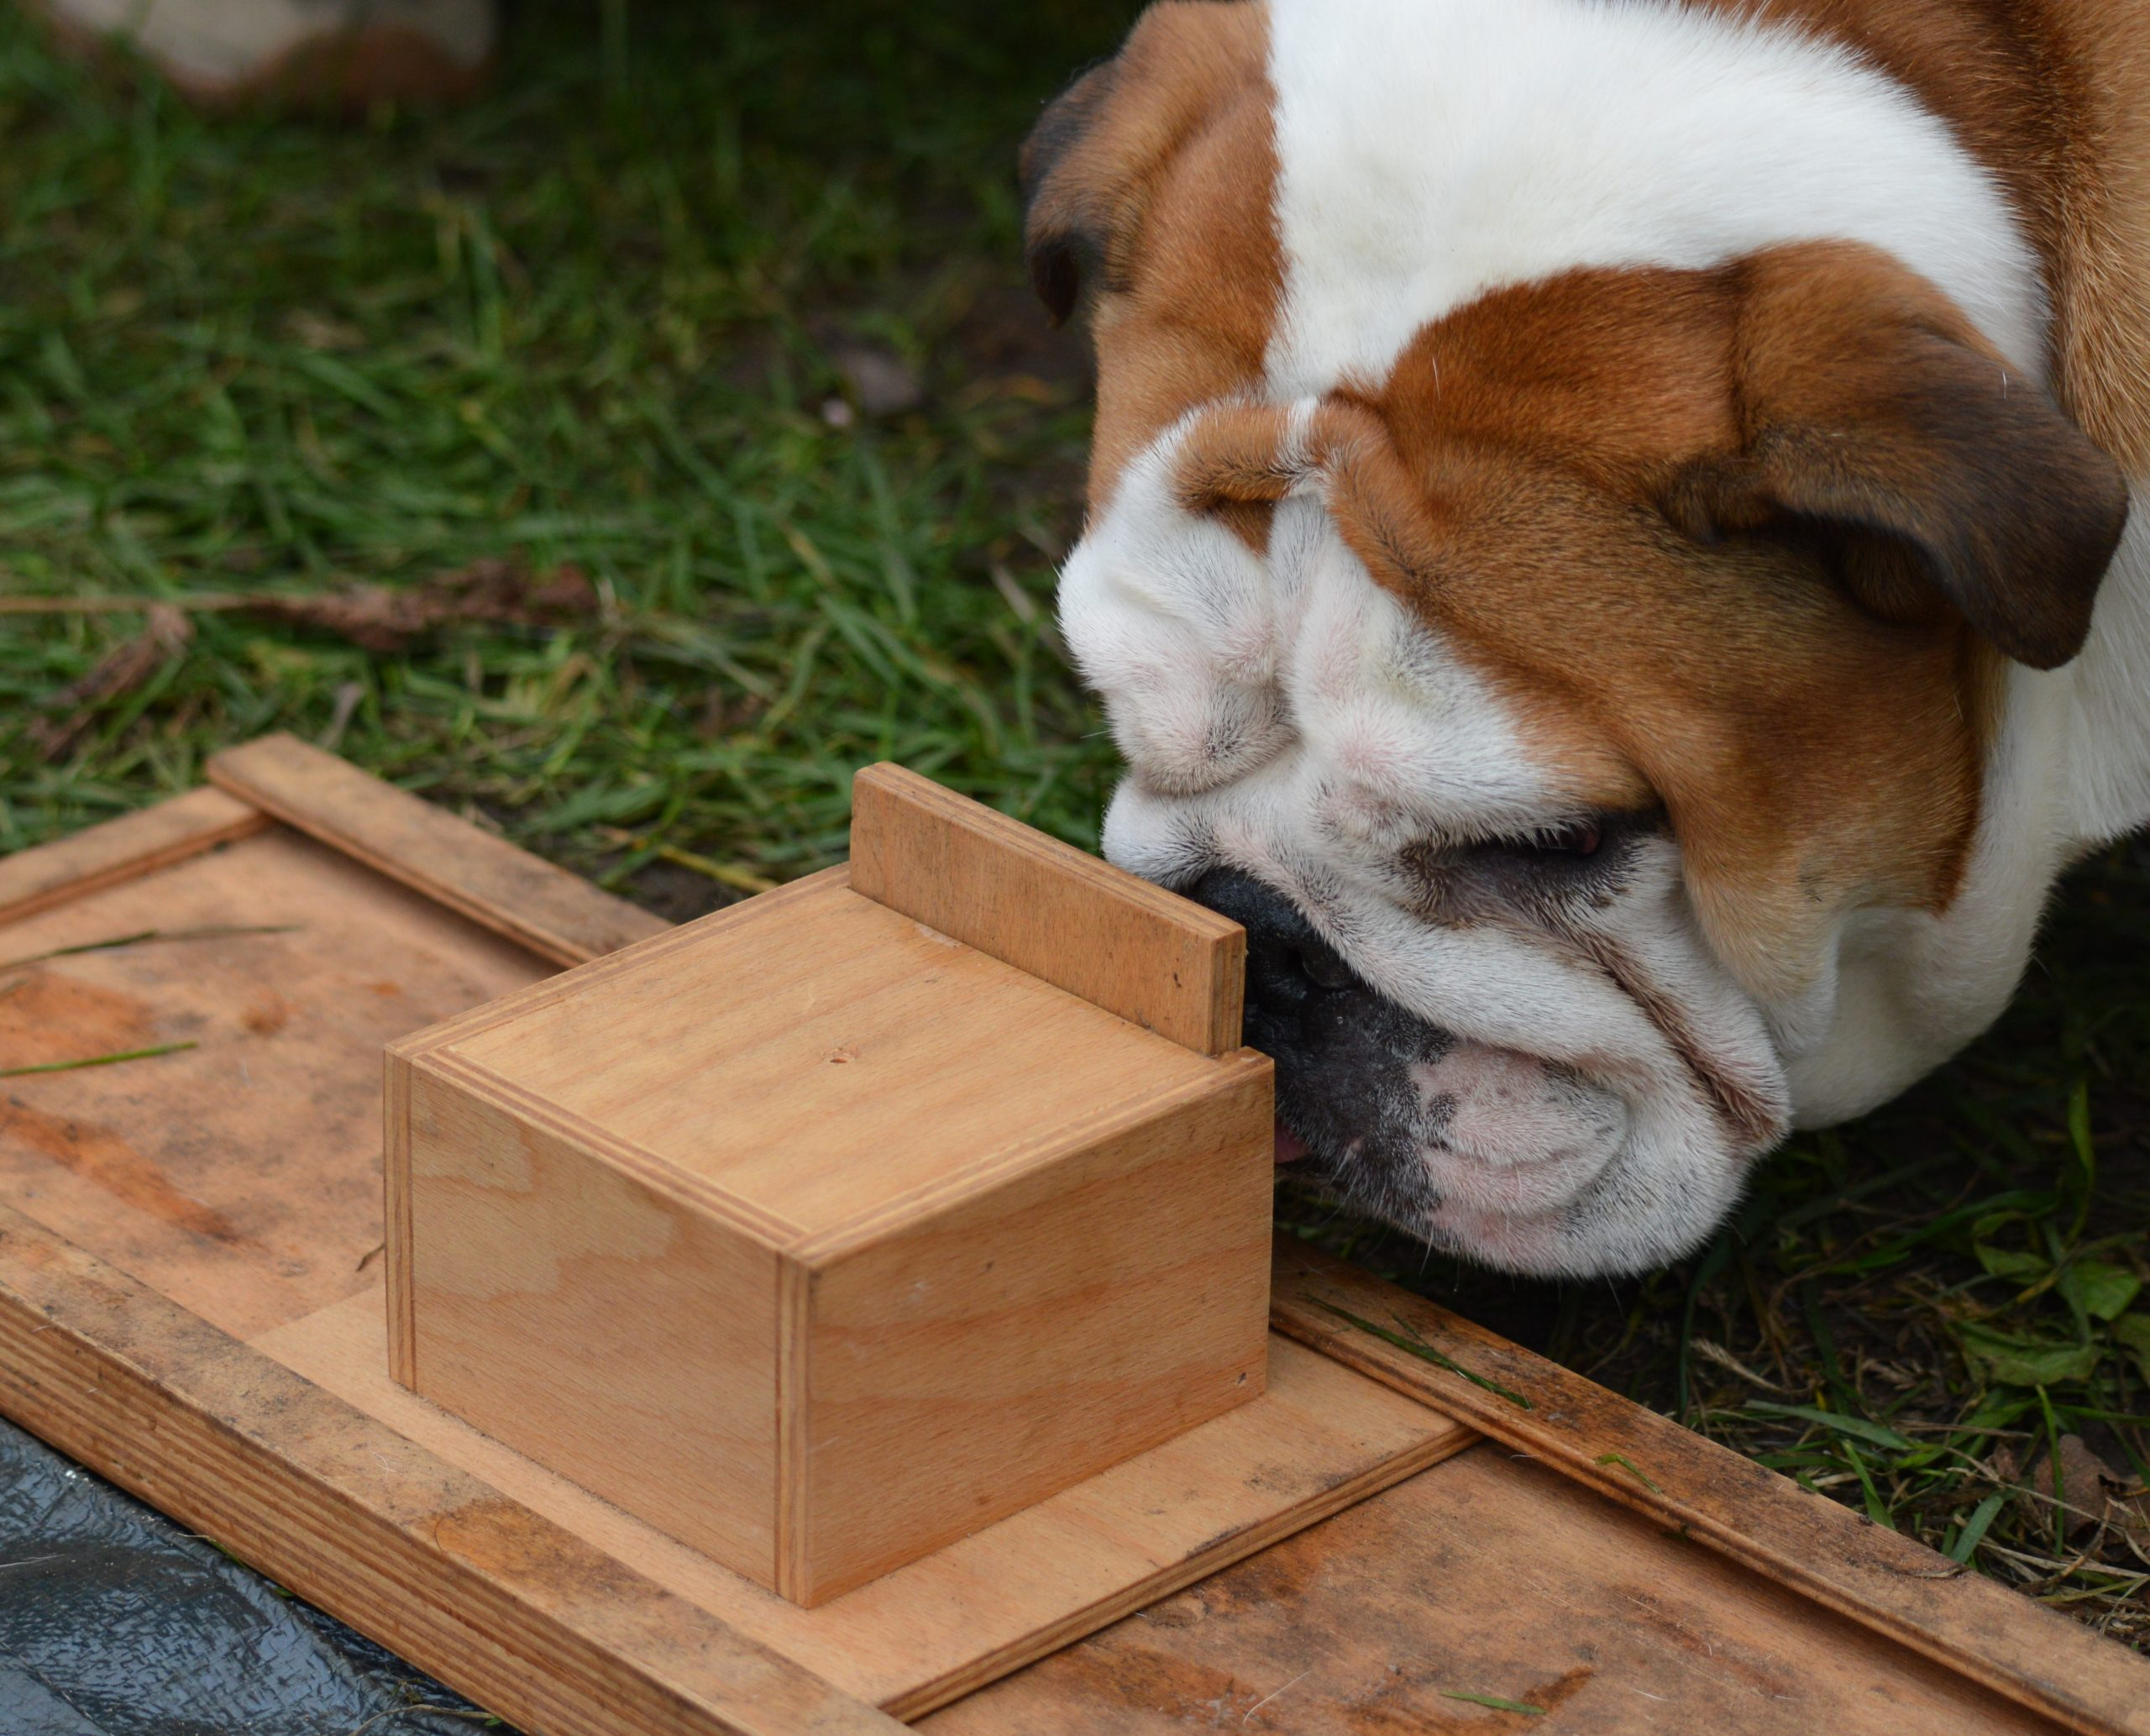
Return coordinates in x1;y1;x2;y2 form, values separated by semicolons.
1273;1123;1310;1164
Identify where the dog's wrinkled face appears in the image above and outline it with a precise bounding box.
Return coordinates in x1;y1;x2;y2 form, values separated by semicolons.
1024;1;2129;1274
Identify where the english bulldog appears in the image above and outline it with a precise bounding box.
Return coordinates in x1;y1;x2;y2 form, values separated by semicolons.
1021;0;2150;1277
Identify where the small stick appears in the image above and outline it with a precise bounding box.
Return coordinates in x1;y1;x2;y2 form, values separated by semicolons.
0;594;250;615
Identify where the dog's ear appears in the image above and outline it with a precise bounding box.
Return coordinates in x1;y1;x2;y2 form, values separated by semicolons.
1020;60;1120;328
1019;3;1267;330
1662;244;2128;669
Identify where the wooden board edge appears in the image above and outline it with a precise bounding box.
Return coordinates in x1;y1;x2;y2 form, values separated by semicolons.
207;733;669;968
383;1046;417;1389
790;1046;1275;1267
883;1416;1479;1722
849;763;1245;1057
0;1203;905;1736
0;784;270;929
775;1255;814;1606
1268;1236;2150;1736
417;1047;802;1247
389;865;851;1065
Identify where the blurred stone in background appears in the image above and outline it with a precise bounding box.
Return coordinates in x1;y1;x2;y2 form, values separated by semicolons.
28;0;496;109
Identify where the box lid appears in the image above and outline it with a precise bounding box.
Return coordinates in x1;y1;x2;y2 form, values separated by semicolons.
443;870;1230;1238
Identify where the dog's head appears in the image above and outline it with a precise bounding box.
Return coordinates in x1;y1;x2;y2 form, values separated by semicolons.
1022;1;2129;1274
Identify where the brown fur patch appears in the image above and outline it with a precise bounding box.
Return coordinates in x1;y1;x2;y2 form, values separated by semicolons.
1021;2;1282;507
1350;245;2122;999
1688;0;2150;475
1148;250;2107;1001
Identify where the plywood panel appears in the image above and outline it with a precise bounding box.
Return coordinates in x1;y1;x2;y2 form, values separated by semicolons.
253;1292;1468;1719
401;1067;783;1585
0;827;548;1340
1271;1240;2150;1736
450;874;1225;1230
796;1057;1275;1602
920;1445;2069;1736
0;1203;903;1736
850;763;1245;1055
0;784;267;926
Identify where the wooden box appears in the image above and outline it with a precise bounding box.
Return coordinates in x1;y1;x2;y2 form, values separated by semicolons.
385;764;1274;1605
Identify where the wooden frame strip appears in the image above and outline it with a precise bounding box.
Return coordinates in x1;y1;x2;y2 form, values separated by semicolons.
0;785;268;929
1270;1237;2150;1736
207;733;669;968
848;763;1245;1056
0;1204;905;1736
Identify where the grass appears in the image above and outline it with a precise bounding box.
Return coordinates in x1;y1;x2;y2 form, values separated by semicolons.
2;0;2145;1655
0;0;1120;893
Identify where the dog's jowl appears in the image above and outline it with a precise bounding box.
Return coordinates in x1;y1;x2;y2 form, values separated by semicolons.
1023;0;2150;1276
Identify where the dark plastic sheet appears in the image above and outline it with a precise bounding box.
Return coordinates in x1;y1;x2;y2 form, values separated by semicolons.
0;1416;496;1736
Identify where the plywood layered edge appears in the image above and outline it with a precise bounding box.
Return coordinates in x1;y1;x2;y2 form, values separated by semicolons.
1271;1237;2150;1736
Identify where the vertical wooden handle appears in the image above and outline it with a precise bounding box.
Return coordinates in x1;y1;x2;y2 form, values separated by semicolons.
847;763;1245;1056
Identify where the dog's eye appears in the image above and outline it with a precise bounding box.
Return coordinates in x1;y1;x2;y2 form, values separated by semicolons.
1530;821;1602;857
1469;821;1605;867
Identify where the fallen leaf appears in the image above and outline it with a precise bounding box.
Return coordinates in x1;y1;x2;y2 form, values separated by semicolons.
2003;1433;2150;1543
1956;1323;2101;1388
1975;1244;2048;1284
2066;1257;2142;1323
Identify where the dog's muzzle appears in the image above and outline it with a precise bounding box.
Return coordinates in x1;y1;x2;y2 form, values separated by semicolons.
1189;868;1632;1239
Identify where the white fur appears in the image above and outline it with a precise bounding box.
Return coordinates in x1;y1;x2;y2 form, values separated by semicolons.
1263;0;2047;395
1058;0;2150;1275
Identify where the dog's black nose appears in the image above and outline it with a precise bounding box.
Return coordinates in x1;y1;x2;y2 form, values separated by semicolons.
1186;868;1364;1052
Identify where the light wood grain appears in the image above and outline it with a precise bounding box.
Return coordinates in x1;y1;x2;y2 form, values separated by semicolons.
0;784;267;926
923;1439;2069;1736
0;1204;906;1736
448;873;1231;1230
207;732;669;967
849;762;1245;1055
256;1293;1468;1719
791;1052;1274;1603
1270;1237;2150;1736
398;1062;784;1584
0;826;547;1341
399;863;1276;1600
